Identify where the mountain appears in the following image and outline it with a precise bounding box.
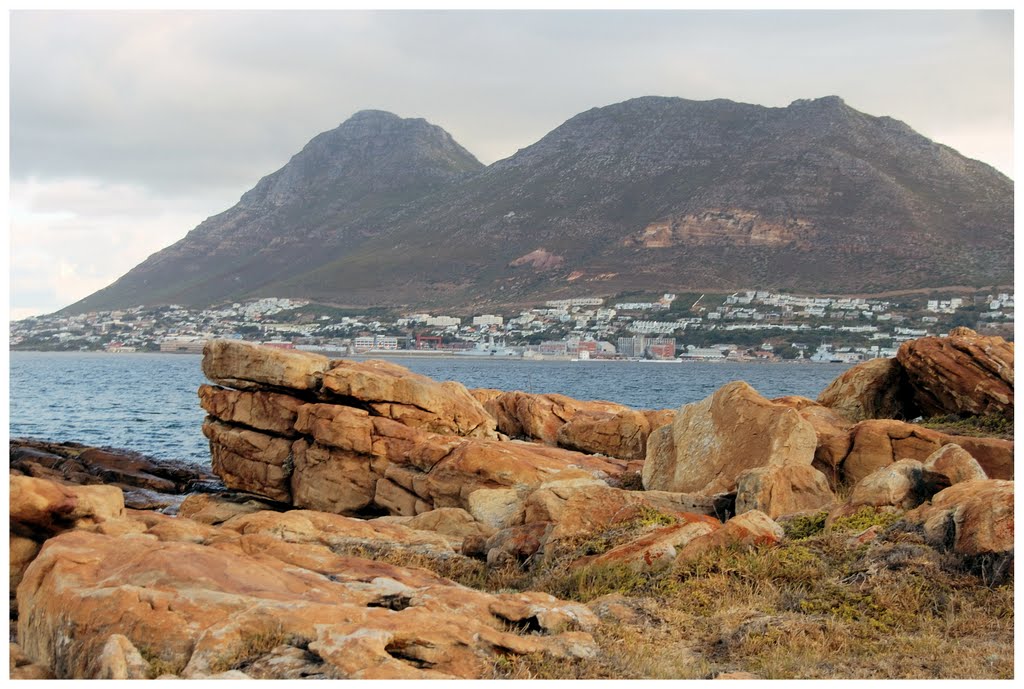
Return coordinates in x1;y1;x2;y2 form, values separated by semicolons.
65;96;1013;314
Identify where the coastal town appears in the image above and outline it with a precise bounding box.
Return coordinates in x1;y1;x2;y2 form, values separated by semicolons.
11;289;1014;363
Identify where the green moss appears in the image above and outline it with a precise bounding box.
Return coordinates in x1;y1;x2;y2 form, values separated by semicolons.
783;511;829;540
828;507;902;534
917;413;1013;439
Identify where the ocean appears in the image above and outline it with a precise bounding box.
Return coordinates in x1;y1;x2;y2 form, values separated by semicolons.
8;351;851;466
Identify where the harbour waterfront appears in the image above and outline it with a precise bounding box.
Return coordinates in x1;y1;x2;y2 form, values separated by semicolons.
9;351;851;466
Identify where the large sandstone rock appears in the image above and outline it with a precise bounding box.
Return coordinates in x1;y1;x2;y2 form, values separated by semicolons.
17;529;598;679
586;517;720;572
203;339;331;392
203;420;293;502
896;328;1014;418
829;459;950;522
922;444;988;485
734;464;836;520
322;359;497;438
643;381;817;494
837;420;1013;485
198;384;305;436
770;397;853;486
480;391;626;444
816;357;916;422
556;408;654;460
905;479;1014;557
10;475;125;538
675;510;785;565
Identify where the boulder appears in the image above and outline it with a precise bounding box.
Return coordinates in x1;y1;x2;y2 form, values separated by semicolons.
484;522;551;567
896;328;1013;418
643;381;817;494
556;408;653;460
922;444;988;485
829;459;950;522
816;357;916;422
290;439;379;514
10;475;125;538
198;384;305;436
321;359;497;438
203;420;293;502
734;464;836;520
676;510;785;565
17;529;599;679
837;420;1013;485
585;516;719;572
905;479;1014;557
176;493;281;526
375;508;497;543
480;391;626;444
203;338;330;392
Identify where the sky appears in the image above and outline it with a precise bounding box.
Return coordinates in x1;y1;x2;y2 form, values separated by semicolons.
6;7;1016;320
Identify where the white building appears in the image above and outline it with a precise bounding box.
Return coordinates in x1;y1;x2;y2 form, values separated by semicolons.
472;314;504;327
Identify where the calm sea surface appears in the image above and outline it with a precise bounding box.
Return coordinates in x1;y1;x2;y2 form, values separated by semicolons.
9;351;851;466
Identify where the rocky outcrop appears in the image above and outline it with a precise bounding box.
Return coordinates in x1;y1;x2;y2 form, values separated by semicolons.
816;357;916;422
835;420;1012;486
905;480;1014;557
828;459;950;522
203;339;331;392
479;390;625;445
896;328;1014;418
643;382;817;494
17;527;598;679
556;408;657;460
734;465;836;520
922;444;988;485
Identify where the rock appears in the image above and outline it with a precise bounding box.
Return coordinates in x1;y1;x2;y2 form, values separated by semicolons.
203;420;294;502
675;510;785;565
10;475;124;538
96;634;152;679
896;328;1014;418
467;487;528;530
816;357;916;422
830;459;950;520
480;391;626;444
837;420;1013;485
586;517;719;572
484;522;551;567
321;359;497;438
202;338;330;392
198;384;305;436
177;493;281;525
379;507;497;542
10;642;55;679
643;381;817;494
922;444;988;484
10;534;41;596
734;464;836;520
905;479;1014;557
771;397;854;486
17;529;597;679
290;439;379;514
715;671;762;679
556;408;654;460
10;438;217;495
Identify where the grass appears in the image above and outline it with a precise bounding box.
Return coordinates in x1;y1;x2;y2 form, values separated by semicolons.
480;521;1014;679
917;413;1013;440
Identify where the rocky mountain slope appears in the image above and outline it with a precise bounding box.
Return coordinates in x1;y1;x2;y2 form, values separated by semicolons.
65;96;1013;313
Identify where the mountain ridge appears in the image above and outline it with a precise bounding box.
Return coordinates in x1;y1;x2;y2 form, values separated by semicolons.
63;95;1013;314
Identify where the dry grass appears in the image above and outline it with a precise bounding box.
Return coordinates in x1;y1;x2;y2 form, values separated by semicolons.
483;520;1014;680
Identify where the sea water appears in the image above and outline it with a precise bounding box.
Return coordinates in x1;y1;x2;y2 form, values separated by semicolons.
8;351;850;466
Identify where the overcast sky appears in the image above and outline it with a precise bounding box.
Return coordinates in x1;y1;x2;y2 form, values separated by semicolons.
7;9;1015;319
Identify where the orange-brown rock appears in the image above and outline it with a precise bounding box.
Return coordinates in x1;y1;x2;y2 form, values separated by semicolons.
176;493;280;526
203;338;331;392
556;408;654;460
675;510;785;565
816;357;916;422
771;397;853;486
198;384;305;436
643;381;817;494
829;459;950;523
905;479;1014;557
734;464;836;520
10;475;125;538
18;529;597;679
290;439;380;514
322;359;497;438
10;642;55;680
586;516;720;572
922;444;988;484
896;328;1014;418
480;391;626;444
837;420;1013;486
203;419;293;502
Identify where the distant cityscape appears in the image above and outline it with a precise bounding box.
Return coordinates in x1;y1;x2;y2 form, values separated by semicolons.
10;289;1014;363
